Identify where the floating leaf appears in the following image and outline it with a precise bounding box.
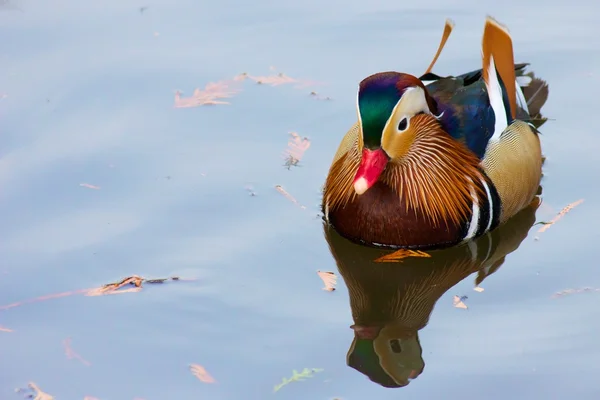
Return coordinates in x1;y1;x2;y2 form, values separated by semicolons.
79;183;100;190
273;368;324;392
374;249;431;263
317;271;337;291
63;337;91;366
189;363;216;383
174;79;241;108
537;199;584;233
85;275;144;297
0;276;190;311
283;132;310;169
27;382;54;400
275;185;306;209
453;295;468;309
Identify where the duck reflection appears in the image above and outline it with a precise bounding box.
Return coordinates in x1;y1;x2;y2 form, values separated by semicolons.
323;197;540;388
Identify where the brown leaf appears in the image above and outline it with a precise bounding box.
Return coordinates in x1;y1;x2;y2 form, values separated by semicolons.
28;382;55;400
63;337;92;366
190;363;216;383
374;249;431;263
85;275;145;297
317;271;337;291
174;79;241;108
283;132;310;169
0;276;189;311
537;199;584;233
453;295;468;309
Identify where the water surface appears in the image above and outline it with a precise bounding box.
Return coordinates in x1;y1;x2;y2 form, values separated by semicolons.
1;0;600;399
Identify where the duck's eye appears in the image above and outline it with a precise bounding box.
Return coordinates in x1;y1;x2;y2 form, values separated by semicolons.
398;117;408;132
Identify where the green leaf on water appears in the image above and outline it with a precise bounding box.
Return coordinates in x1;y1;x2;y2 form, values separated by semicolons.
273;367;324;392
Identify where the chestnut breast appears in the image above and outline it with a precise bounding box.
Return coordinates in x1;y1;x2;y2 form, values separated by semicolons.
327;181;469;249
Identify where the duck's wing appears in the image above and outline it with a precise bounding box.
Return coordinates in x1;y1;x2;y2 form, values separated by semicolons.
419;64;546;158
477;16;544;223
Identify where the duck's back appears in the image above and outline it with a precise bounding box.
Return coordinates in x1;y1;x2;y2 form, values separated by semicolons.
419;64;540;160
421;64;549;224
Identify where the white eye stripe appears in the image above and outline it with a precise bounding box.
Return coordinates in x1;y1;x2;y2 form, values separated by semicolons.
381;86;433;143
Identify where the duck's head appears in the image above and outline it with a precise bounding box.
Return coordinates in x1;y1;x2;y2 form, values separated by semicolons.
354;72;439;195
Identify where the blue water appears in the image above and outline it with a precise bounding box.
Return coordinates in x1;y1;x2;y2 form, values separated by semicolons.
1;0;600;399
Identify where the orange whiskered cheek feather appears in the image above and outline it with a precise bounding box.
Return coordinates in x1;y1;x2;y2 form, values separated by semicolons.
352;148;389;195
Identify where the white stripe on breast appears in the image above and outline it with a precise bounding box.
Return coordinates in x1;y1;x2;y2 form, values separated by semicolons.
481;178;494;232
463;178;480;241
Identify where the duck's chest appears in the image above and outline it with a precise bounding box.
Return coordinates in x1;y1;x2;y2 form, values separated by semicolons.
325;181;496;250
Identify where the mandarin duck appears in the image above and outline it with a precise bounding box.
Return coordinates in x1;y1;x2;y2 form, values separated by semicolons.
322;16;549;250
323;197;539;387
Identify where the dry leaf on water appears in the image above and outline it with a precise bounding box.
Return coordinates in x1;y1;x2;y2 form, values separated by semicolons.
0;275;189;312
63;337;91;366
189;363;216;383
85;275;145;297
453;295;468;309
25;382;54;400
80;183;100;190
374;249;431;263
174;80;241;108
275;185;306;209
537;199;584;234
283;132;311;169
317;271;337;291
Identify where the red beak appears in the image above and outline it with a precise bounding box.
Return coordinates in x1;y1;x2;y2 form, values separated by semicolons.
352;148;389;195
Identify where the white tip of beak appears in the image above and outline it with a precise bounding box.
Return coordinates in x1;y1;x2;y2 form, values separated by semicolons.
354;177;369;195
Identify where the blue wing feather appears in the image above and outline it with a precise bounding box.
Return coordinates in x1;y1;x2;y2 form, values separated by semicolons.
420;64;529;159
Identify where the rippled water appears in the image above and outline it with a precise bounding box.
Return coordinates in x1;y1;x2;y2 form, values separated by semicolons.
1;0;600;399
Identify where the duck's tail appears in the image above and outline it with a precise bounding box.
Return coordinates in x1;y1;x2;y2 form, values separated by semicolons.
517;70;549;129
481;16;549;129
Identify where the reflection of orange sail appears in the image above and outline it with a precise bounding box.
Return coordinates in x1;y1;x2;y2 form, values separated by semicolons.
323;197;539;388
